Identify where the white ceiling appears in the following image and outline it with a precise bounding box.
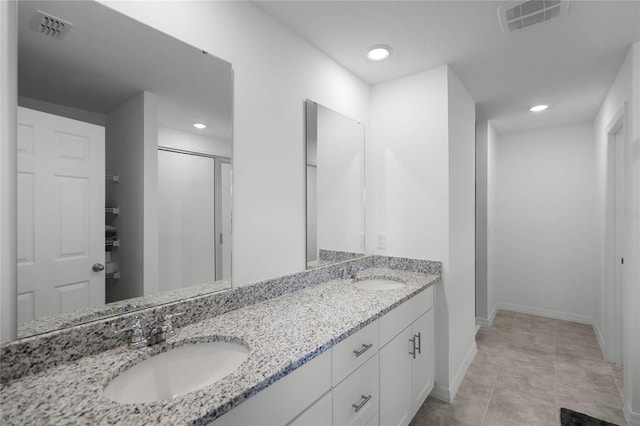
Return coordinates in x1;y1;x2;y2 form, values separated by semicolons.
18;1;233;141
257;0;639;133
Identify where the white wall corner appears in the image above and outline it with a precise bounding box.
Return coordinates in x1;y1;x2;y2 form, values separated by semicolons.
431;340;477;403
625;400;640;426
496;302;594;325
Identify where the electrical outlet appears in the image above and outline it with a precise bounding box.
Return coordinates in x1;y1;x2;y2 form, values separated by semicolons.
377;234;386;250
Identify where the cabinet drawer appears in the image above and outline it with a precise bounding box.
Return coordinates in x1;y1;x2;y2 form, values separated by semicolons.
287;390;332;426
379;286;433;347
333;353;379;426
212;350;331;425
333;320;379;386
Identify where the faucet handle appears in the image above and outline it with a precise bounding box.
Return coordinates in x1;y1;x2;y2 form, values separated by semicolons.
349;266;362;279
161;312;184;335
115;318;148;348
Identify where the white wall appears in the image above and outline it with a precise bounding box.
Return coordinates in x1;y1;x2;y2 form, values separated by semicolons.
99;1;371;285
445;67;477;393
475;122;488;322
105;92;159;301
371;65;476;401
594;40;640;423
486;122;498;318
477;119;499;323
371;65;449;260
158;127;231;158
491;123;599;321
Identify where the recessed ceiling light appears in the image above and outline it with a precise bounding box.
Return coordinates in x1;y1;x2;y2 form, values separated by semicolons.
529;105;548;112
193;123;207;129
366;45;392;61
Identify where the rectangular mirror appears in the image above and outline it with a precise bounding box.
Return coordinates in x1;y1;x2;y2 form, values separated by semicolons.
15;0;233;338
305;100;365;268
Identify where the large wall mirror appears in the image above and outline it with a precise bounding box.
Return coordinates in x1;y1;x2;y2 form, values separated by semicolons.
15;0;233;338
305;100;365;268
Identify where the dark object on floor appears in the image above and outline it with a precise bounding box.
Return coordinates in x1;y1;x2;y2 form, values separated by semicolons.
560;408;619;426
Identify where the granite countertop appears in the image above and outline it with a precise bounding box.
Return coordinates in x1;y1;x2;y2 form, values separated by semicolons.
0;267;439;425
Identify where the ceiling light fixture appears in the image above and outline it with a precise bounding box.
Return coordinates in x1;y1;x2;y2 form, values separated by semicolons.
366;45;392;61
529;104;548;112
193;123;207;129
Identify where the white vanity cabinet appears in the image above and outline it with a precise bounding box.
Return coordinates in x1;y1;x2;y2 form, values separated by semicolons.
379;287;434;426
212;350;332;426
288;391;333;426
211;286;434;426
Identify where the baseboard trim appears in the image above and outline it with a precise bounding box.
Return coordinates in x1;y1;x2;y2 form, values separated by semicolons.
475;317;489;328
593;319;607;361
475;304;499;329
625;400;640;426
496;302;594;325
488;303;498;326
430;384;451;403
431;341;477;403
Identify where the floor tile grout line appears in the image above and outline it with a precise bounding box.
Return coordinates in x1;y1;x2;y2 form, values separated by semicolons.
480;317;512;426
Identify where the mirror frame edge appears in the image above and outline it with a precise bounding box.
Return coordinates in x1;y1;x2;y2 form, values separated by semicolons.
1;0;18;342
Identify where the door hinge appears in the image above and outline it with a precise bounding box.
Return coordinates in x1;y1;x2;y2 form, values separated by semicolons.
621;257;624;265
219;233;223;244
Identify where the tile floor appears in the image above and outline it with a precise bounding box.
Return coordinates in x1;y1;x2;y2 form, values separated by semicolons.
410;310;626;426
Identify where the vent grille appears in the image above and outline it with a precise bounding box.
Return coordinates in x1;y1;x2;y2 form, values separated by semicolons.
35;11;72;39
498;0;569;33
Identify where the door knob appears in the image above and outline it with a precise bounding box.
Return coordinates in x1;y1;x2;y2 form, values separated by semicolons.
92;263;105;272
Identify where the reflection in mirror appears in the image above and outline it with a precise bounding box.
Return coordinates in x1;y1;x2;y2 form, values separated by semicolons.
305;100;365;269
16;0;233;338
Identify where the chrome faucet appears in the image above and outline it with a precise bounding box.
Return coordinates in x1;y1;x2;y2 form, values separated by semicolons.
341;266;362;280
349;266;362;279
116;312;184;349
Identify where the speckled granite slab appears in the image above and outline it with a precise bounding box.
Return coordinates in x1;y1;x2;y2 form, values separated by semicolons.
319;249;365;263
1;256;440;384
0;265;439;425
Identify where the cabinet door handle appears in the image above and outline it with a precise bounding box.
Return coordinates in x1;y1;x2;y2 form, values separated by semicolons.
352;394;372;413
353;343;373;357
415;332;422;354
409;337;416;359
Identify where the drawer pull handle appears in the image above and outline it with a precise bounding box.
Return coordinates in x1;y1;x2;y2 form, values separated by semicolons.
415;332;422;354
352;394;372;413
409;337;416;359
353;343;373;357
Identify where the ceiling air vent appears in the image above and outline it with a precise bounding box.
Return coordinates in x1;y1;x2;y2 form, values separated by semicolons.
498;0;569;34
34;11;73;39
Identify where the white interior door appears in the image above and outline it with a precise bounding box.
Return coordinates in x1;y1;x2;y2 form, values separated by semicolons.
17;107;105;323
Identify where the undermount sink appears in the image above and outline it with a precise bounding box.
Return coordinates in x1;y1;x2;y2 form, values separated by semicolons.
103;341;249;404
352;278;405;290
